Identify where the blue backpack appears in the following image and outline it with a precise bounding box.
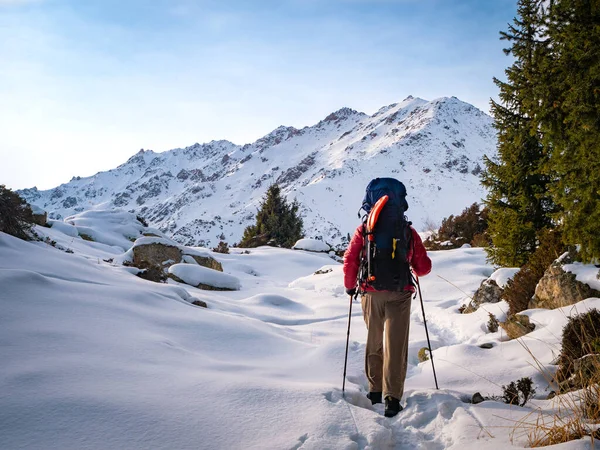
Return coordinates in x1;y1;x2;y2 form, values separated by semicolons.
358;178;413;291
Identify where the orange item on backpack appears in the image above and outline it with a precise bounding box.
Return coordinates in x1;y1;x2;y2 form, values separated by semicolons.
366;195;389;241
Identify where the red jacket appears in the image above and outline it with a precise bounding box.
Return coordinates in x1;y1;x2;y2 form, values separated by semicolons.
343;225;432;292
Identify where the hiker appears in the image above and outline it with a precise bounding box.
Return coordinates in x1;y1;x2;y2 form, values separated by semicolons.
343;178;431;417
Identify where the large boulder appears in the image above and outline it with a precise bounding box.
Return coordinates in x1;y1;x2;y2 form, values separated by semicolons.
530;263;600;310
500;314;535;340
132;238;183;269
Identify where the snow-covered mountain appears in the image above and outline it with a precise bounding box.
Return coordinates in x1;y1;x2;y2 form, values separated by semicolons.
19;95;496;247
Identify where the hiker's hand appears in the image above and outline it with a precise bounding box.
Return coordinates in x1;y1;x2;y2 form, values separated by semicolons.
346;287;356;297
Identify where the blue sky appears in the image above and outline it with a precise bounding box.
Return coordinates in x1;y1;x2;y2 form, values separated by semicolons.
0;0;516;190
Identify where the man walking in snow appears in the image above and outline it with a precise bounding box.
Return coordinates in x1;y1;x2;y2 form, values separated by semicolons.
343;178;431;417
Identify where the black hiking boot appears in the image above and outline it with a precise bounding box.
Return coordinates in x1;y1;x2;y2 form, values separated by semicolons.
366;391;382;405
384;396;402;417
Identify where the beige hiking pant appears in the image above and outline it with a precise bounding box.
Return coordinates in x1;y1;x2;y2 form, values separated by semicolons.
361;290;413;400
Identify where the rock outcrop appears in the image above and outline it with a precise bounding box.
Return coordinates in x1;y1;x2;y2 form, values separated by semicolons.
530;263;600;310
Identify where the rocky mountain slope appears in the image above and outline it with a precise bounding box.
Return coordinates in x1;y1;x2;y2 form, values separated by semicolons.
19;95;496;248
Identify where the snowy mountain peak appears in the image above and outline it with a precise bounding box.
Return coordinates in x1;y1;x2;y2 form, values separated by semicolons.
323;107;364;122
20;96;496;248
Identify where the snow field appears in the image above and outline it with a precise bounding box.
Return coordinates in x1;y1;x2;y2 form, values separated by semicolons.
564;262;600;291
1;223;599;449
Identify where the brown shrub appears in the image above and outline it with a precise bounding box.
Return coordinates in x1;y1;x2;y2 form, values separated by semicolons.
556;308;600;387
212;241;230;254
472;232;491;248
423;203;488;250
503;229;566;316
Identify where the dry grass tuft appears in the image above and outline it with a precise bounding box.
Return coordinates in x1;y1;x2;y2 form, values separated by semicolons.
511;308;600;447
524;382;600;447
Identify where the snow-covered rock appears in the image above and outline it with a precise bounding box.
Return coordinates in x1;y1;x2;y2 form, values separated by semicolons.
463;267;520;313
168;263;240;290
18;96;497;248
292;238;331;252
489;267;519;289
48;219;79;238
131;237;223;273
65;210;148;250
464;278;503;314
181;247;223;271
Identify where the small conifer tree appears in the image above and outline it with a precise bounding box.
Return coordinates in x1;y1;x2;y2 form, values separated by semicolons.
0;185;35;240
239;184;304;248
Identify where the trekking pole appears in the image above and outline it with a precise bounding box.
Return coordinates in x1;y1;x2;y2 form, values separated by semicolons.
416;277;439;390
342;292;356;397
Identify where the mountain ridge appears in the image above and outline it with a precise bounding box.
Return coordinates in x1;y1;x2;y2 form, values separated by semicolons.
19;95;496;248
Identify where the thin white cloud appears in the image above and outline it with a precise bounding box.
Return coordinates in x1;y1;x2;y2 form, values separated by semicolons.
0;0;42;5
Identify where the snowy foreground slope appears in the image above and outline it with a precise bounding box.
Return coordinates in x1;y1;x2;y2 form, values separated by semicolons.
19;96;495;248
1;227;598;450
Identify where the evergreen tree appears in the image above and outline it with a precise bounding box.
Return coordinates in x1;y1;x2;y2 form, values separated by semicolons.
0;185;35;240
481;0;555;267
540;0;600;262
238;184;304;248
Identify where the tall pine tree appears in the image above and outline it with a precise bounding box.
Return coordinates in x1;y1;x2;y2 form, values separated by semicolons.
482;0;555;267
540;0;600;262
238;184;304;248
